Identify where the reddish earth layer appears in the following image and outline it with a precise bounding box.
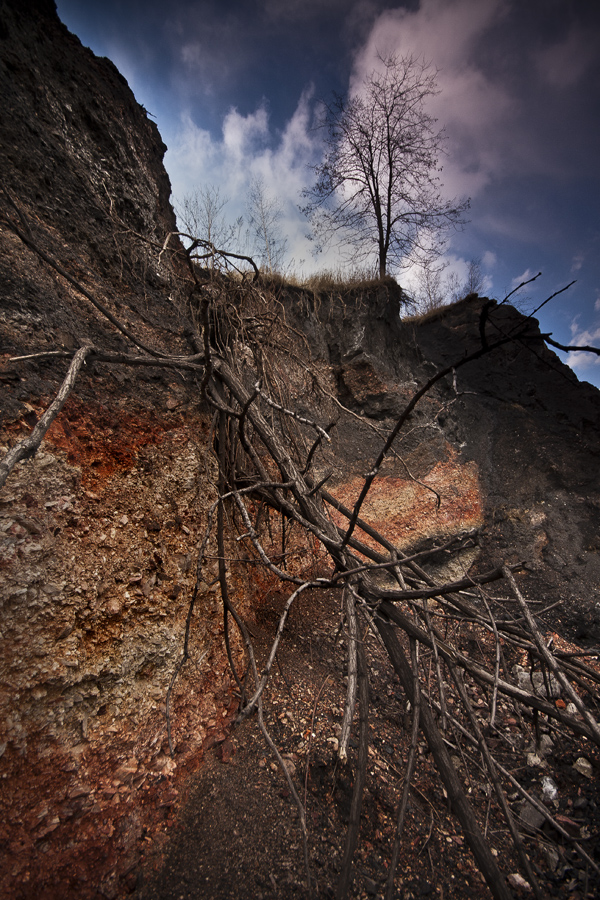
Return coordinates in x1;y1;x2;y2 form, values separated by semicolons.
0;396;244;899
5;395;187;486
330;447;482;553
2;691;240;900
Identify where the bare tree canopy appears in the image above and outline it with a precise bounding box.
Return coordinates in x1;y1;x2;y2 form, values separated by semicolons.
412;256;486;313
246;175;288;274
176;185;243;264
303;54;469;278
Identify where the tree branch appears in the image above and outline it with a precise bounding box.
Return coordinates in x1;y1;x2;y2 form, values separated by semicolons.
0;344;92;489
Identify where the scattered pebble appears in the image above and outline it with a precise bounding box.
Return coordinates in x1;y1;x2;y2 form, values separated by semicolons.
508;873;531;892
526;752;544;768
573;757;593;779
541;775;558;802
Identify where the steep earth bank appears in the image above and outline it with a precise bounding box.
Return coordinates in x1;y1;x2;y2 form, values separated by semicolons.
0;2;242;896
0;2;599;898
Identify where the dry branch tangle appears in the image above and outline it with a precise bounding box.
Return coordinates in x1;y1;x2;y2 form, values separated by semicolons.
175;270;600;897
2;213;600;899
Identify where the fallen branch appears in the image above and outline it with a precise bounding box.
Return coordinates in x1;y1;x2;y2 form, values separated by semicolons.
376;615;513;900
336;623;369;900
0;343;92;489
385;637;421;900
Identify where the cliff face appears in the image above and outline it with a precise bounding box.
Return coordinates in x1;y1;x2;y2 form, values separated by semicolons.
0;0;174;262
0;0;188;424
415;299;600;631
282;288;600;641
0;4;239;897
1;3;600;898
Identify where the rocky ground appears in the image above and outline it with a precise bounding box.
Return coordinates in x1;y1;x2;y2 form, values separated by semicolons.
134;587;600;900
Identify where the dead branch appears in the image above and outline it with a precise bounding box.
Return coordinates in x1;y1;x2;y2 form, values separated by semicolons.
257;698;312;892
304;674;331;810
503;566;600;744
0;344;92;489
376;616;513;900
380;598;599;744
542;334;600;357
338;586;358;762
447;659;542;898
239;580;316;720
385;637;421;900
336;622;369;900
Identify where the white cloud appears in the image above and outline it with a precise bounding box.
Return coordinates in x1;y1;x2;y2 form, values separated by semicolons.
566;320;600;374
482;250;497;269
167;99;304;201
350;0;513;199
571;251;584;273
511;268;536;289
159;0;600;281
570;321;600;347
349;0;600;206
164;90;347;273
351;0;508;83
222;106;269;164
481;274;493;294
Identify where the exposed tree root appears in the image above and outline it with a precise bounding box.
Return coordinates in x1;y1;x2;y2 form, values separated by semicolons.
3;207;600;898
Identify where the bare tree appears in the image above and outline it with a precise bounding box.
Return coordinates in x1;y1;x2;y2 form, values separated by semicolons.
176;185;243;269
411;253;448;312
302;53;469;278
246;176;288;274
461;257;485;297
413;256;486;312
445;257;485;303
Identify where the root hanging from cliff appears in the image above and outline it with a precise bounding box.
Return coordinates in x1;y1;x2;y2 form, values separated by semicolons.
2;207;600;899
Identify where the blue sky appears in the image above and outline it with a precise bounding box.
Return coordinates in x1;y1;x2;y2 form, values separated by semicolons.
55;0;600;387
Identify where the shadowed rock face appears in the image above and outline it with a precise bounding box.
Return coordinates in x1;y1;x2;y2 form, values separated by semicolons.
1;2;600;897
412;298;600;632
0;0;175;263
283;287;600;641
0;0;187;425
